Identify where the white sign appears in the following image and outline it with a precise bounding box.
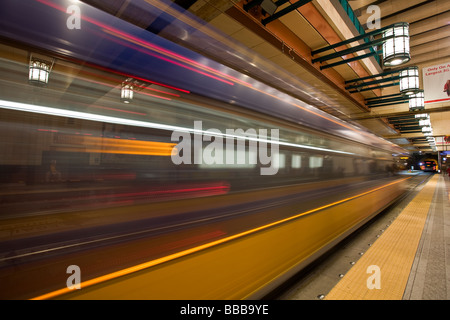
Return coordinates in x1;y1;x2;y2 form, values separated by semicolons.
422;62;450;104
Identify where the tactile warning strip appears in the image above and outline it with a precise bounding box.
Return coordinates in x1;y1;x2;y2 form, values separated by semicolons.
325;175;438;300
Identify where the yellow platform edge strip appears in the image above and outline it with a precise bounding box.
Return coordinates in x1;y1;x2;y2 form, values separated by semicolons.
325;175;438;300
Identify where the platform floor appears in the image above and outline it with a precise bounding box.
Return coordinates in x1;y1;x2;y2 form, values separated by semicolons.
403;174;450;300
280;173;450;300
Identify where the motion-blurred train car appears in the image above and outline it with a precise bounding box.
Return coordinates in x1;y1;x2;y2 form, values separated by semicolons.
0;0;410;300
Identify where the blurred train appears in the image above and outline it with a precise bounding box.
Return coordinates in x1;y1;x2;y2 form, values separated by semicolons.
419;159;438;172
0;0;409;300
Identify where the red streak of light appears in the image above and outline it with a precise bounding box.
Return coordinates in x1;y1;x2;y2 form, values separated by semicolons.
79;14;237;86
98;29;234;86
111;24;245;87
115;185;231;198
80;68;180;98
108;200;134;206
37;129;58;132
35;0;62;11
36;0;231;87
98;173;136;180
134;83;180;97
81;58;190;94
78;73;171;102
35;0;190;94
66;183;230;201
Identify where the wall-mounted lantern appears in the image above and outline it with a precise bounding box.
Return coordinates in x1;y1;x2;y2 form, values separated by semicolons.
29;55;54;86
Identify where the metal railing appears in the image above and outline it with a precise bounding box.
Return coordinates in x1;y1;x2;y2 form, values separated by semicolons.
337;0;381;65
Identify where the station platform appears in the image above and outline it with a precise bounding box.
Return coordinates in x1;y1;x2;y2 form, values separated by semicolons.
281;172;450;300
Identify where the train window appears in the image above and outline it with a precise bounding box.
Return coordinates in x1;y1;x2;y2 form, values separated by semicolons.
291;154;301;168
237;149;257;167
274;153;286;170
309;156;323;168
197;146;257;169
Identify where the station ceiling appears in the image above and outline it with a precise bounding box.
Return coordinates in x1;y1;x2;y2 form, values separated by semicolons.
85;0;450;153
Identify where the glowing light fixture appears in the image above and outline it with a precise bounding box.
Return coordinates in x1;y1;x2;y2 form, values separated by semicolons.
121;81;134;103
415;113;429;119
29;56;54;86
419;119;431;127
399;66;419;94
382;23;410;67
409;90;424;111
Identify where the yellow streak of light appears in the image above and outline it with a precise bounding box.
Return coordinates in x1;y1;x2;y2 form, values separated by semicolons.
53;136;177;156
